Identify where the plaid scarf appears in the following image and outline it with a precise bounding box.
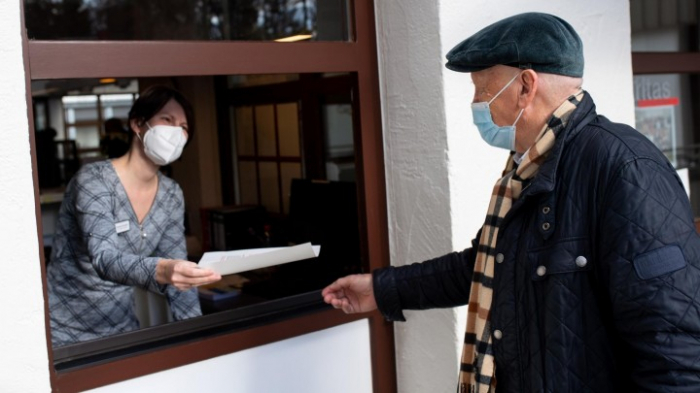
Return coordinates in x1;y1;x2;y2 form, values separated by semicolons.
459;91;584;393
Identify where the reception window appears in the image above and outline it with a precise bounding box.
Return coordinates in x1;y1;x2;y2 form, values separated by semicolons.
24;0;394;391
35;72;366;367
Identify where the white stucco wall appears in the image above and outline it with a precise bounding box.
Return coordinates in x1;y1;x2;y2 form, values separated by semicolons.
0;1;52;392
373;1;459;392
377;1;634;392
89;319;372;393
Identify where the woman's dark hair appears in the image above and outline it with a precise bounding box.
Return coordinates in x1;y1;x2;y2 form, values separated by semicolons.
127;85;195;145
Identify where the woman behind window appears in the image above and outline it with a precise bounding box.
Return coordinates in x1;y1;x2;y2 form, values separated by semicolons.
47;85;221;347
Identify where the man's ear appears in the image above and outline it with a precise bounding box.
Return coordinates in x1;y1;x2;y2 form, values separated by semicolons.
518;70;538;108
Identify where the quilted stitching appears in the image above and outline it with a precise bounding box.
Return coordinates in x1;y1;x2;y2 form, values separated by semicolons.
490;94;700;392
374;94;700;392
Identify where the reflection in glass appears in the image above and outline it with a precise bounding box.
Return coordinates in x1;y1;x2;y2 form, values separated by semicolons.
24;0;351;42
235;106;255;156
73;125;101;148
259;161;280;213
633;73;700;216
323;103;355;182
280;162;302;214
277;103;300;156
255;105;277;156
238;161;259;205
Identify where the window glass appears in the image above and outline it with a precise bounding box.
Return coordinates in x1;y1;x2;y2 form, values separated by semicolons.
24;0;352;42
280;162;302;214
73;125;101;148
631;0;699;52
255;105;277;156
633;73;700;215
277;103;300;156
32;73;364;363
238;161;259;205
323;102;355;181
633;74;689;166
235;106;255;156
101;94;136;119
259;161;281;213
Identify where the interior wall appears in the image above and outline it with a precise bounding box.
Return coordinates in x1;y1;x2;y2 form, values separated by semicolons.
377;0;635;392
171;76;223;256
0;0;52;391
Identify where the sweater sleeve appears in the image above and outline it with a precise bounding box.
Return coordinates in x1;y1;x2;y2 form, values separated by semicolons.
73;169;162;293
154;184;202;319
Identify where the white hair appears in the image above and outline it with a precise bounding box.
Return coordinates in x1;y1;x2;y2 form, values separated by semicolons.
536;72;583;104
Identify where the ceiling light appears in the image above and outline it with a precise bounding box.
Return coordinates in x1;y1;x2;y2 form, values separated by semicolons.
274;34;313;43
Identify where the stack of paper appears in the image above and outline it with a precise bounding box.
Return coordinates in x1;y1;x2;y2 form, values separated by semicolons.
198;242;321;276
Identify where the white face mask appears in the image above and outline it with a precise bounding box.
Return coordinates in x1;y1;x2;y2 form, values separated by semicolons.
137;122;187;166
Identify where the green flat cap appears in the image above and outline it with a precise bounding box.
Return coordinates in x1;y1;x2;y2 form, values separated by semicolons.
445;12;584;77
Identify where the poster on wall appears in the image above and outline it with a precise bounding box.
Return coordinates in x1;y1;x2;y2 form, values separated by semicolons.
635;97;679;167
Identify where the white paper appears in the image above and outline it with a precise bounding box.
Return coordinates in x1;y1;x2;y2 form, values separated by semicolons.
198;242;321;276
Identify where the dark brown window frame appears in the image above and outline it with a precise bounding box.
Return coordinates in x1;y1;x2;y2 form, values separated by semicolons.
632;52;700;74
21;1;396;392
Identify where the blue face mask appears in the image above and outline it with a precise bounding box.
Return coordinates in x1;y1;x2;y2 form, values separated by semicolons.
471;73;524;151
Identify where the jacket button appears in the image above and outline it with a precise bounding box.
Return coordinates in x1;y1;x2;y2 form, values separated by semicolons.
495;253;504;263
541;222;551;231
536;265;547;277
542;206;551;214
493;329;503;340
575;256;587;267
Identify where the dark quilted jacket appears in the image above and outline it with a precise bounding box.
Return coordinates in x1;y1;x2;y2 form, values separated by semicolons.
373;93;700;392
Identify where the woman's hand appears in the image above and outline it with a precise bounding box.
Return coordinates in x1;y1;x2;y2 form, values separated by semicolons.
322;274;377;314
155;259;222;291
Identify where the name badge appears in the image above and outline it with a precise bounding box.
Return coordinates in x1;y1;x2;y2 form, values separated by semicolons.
115;220;130;234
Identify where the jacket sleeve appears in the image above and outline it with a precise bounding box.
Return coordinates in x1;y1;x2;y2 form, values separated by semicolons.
372;233;479;321
598;157;700;391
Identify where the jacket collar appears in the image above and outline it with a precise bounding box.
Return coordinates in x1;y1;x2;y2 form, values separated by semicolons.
519;91;598;198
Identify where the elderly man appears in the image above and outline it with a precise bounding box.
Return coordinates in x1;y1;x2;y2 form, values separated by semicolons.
322;12;700;393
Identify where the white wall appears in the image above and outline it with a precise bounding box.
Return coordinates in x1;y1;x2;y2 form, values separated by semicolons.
376;1;634;392
374;1;458;392
88;319;373;393
0;0;52;392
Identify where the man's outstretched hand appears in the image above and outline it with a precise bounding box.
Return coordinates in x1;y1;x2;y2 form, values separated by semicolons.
322;274;377;314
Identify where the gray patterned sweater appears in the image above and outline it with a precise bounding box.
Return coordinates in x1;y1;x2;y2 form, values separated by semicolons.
47;161;200;347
